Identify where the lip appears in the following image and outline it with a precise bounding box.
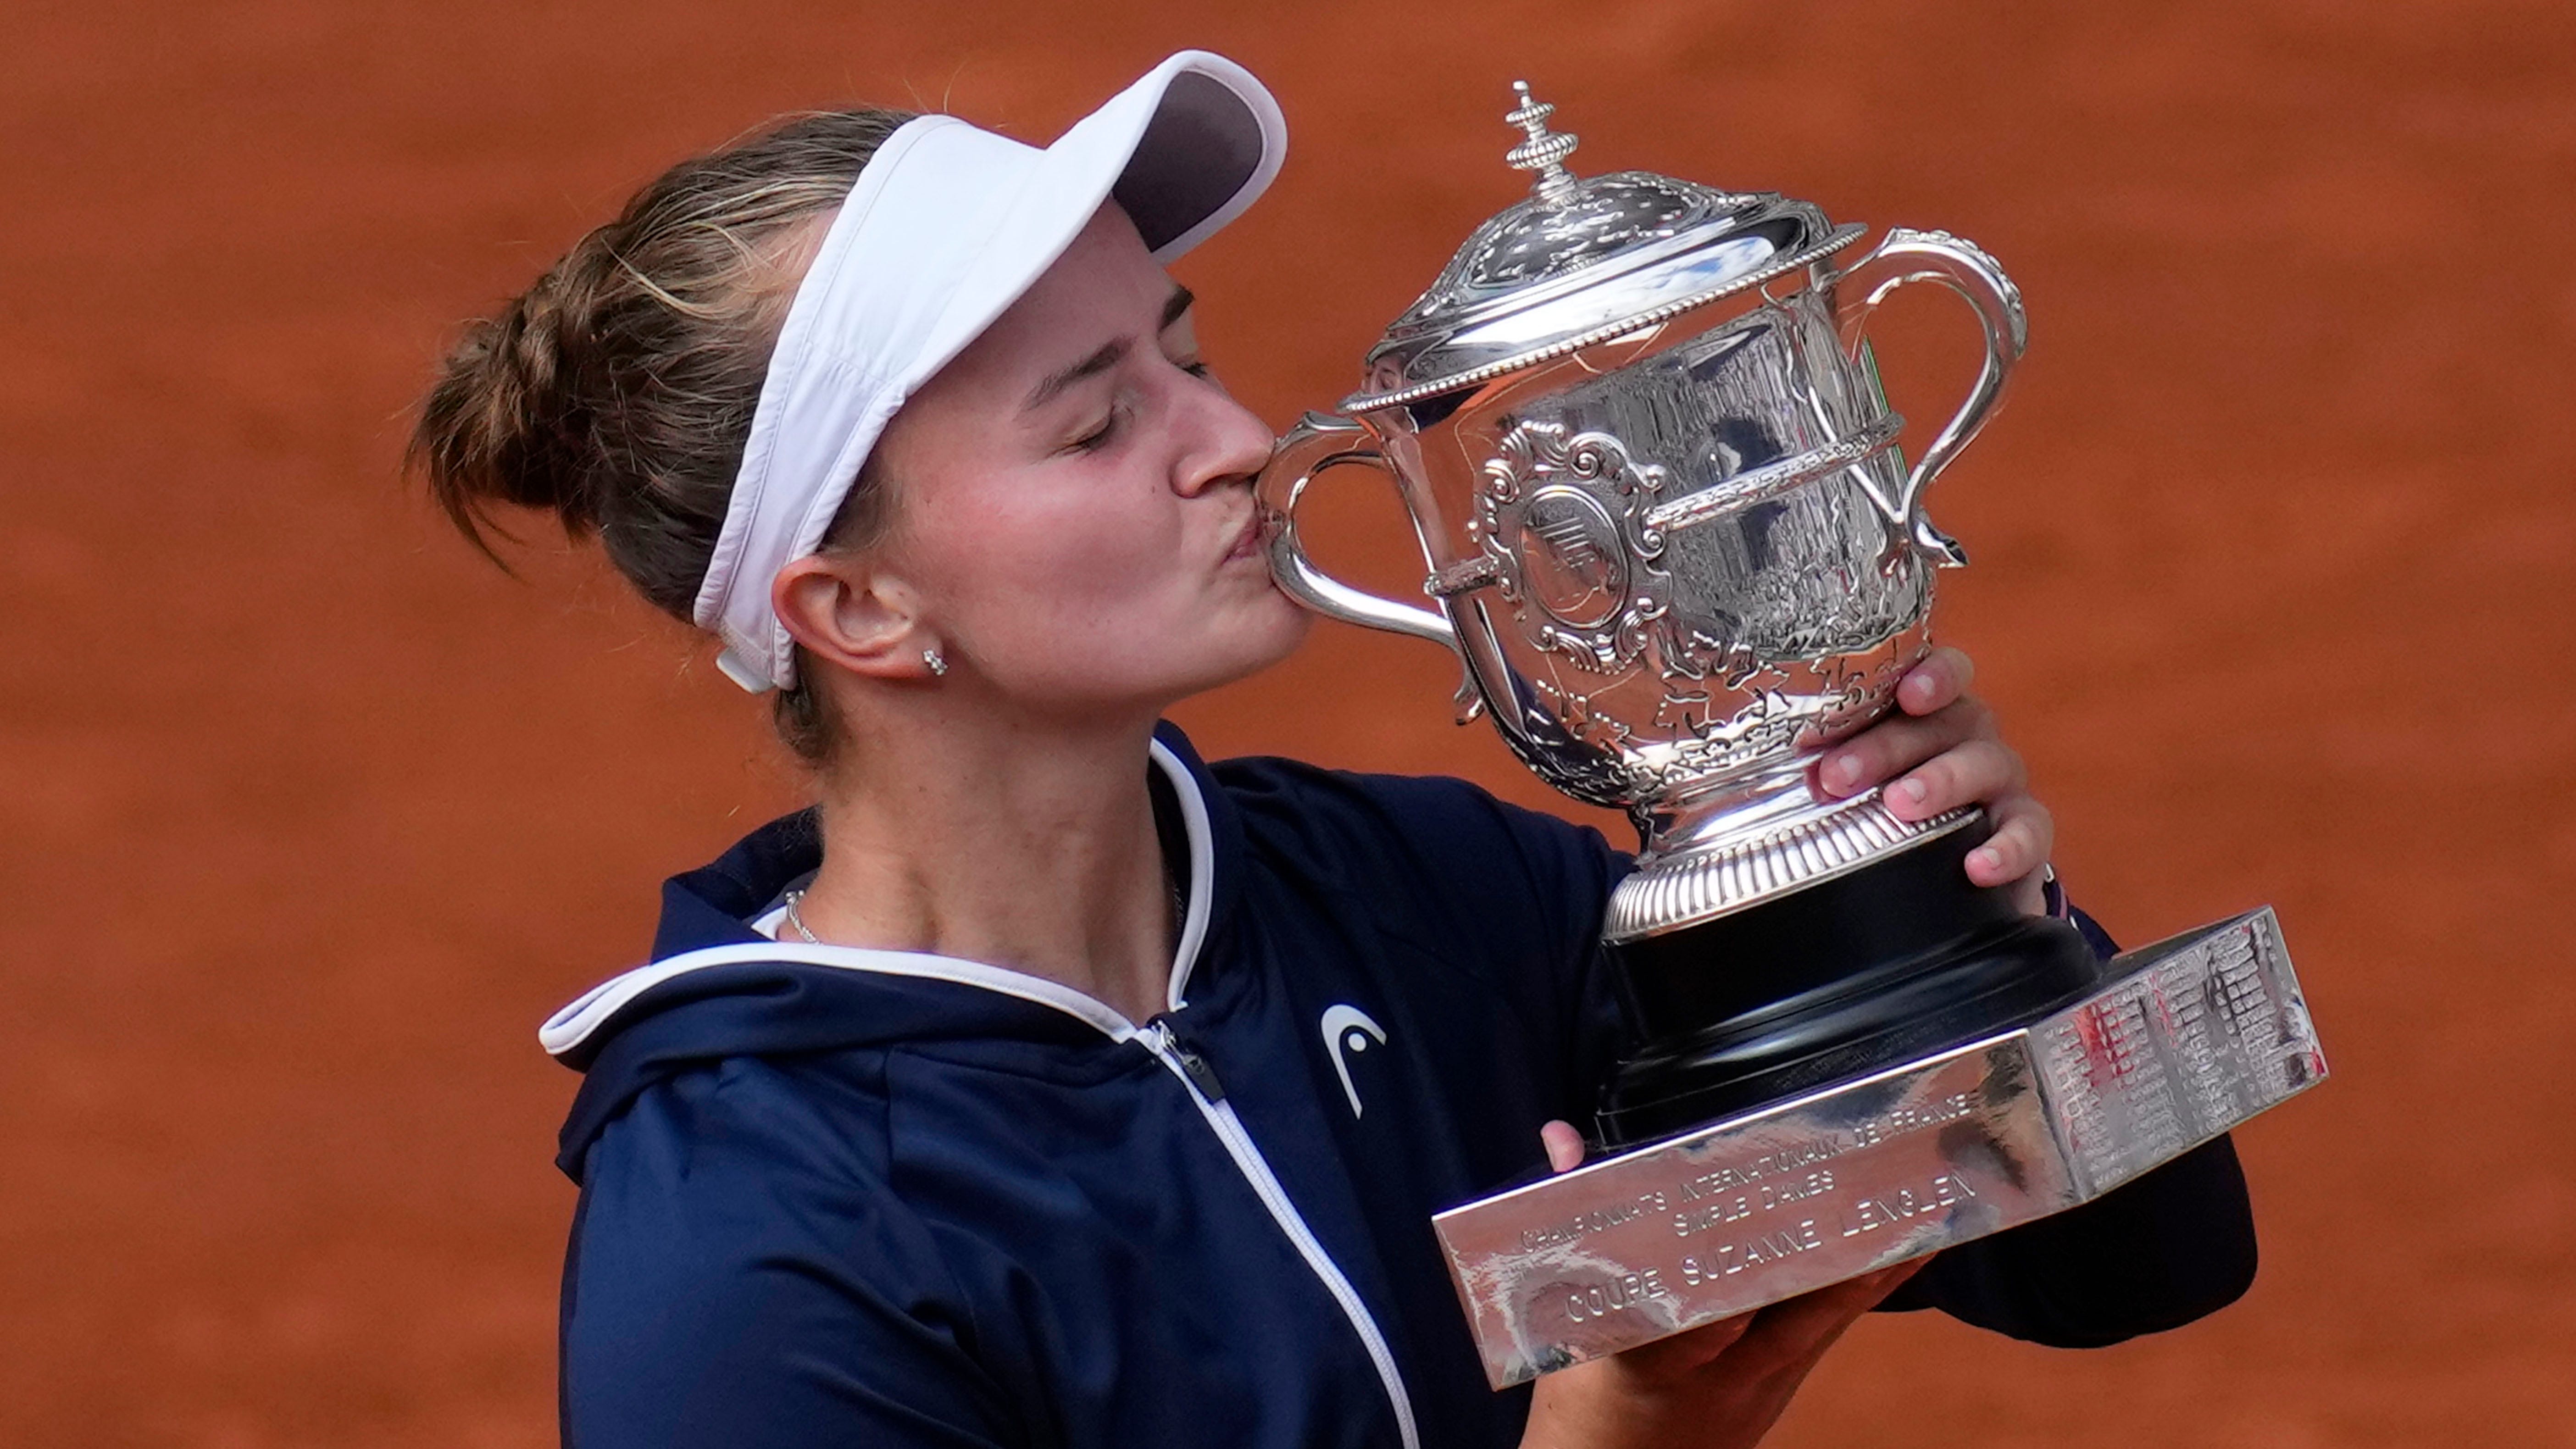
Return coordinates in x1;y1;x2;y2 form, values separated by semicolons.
1223;509;1264;564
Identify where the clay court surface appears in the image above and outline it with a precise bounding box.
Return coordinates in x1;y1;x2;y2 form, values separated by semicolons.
4;2;2570;1444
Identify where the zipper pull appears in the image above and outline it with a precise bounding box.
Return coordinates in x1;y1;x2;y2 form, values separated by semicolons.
1145;1017;1227;1102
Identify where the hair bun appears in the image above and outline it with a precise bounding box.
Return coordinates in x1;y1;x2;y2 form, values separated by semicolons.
413;250;607;555
407;108;912;765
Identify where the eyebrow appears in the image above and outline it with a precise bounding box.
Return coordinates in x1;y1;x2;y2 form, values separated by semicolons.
1019;285;1197;414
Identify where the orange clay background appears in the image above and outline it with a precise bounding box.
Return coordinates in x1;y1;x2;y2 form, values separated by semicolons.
4;3;2571;1445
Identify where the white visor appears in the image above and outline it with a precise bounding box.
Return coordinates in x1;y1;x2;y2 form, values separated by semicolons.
692;50;1288;692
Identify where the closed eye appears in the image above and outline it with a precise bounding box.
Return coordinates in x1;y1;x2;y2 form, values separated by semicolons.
1064;402;1127;455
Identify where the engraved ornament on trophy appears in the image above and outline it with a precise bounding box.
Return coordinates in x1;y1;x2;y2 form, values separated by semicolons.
1254;83;2327;1386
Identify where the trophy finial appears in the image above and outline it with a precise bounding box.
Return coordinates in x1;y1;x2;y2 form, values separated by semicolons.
1504;80;1582;204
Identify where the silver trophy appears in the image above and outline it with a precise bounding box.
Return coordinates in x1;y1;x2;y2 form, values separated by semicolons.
1256;83;2325;1387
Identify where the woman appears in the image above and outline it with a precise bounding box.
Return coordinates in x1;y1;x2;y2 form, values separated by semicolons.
415;52;2254;1449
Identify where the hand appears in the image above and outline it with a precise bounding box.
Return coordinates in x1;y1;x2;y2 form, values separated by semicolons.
1520;1123;1921;1449
1810;645;2054;915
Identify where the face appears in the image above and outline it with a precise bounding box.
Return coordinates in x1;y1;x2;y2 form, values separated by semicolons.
858;204;1309;718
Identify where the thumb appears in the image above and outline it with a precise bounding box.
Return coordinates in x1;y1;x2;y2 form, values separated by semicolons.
1539;1120;1587;1174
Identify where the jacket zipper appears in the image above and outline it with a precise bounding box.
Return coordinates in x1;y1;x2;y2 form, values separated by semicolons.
1140;1019;1421;1449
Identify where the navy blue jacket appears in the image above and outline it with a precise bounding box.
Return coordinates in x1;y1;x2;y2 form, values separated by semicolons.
545;726;2254;1448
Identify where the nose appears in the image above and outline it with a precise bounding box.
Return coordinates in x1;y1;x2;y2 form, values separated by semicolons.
1172;378;1278;498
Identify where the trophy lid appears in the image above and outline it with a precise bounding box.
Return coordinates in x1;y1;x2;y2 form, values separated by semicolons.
1343;83;1865;412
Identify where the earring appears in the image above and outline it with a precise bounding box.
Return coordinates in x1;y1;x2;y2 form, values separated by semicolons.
922;647;949;677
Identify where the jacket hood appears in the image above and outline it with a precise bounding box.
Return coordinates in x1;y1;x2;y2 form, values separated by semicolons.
542;724;1241;1178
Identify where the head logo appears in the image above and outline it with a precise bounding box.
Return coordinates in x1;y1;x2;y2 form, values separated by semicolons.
1320;1004;1388;1119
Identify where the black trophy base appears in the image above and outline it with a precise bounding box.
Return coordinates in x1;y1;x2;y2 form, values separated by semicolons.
1594;818;2109;1149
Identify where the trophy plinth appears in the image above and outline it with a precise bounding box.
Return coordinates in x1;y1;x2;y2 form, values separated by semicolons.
1435;908;2324;1388
1255;81;2326;1379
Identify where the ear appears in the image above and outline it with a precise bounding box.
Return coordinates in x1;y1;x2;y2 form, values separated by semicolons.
771;553;939;682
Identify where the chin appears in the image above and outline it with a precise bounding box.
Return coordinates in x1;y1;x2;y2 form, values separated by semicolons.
1171;598;1312;698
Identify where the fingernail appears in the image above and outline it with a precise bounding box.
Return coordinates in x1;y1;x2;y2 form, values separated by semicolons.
1823;755;1858;793
1895;777;1928;806
1969;846;1999;876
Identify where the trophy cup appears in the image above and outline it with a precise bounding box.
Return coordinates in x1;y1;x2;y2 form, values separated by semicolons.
1256;84;2326;1387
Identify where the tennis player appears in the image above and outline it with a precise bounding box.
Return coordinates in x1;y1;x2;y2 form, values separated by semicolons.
413;51;2256;1449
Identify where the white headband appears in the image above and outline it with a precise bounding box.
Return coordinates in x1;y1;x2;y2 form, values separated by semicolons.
692;50;1288;692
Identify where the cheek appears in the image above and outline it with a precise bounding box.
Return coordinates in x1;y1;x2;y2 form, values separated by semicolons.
993;494;1183;614
910;479;1197;659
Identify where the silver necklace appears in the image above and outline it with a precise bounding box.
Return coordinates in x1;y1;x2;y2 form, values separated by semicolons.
781;888;822;944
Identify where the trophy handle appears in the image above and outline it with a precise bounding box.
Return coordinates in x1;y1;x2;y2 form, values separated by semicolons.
1826;228;2028;566
1256;411;1462;652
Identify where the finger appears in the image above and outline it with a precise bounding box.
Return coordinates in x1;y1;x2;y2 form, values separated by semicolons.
1895;646;1974;717
1816;698;1996;798
1765;1264;1915;1335
1714;1265;1918;1380
1630;1272;1922;1449
1606;1309;1758;1381
1540;1120;1587;1175
1625;1260;1917;1385
1966;801;2055;909
1887;737;2028;822
1700;1299;1874;1399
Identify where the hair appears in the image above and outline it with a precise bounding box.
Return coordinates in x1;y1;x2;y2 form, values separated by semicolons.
410;107;917;764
